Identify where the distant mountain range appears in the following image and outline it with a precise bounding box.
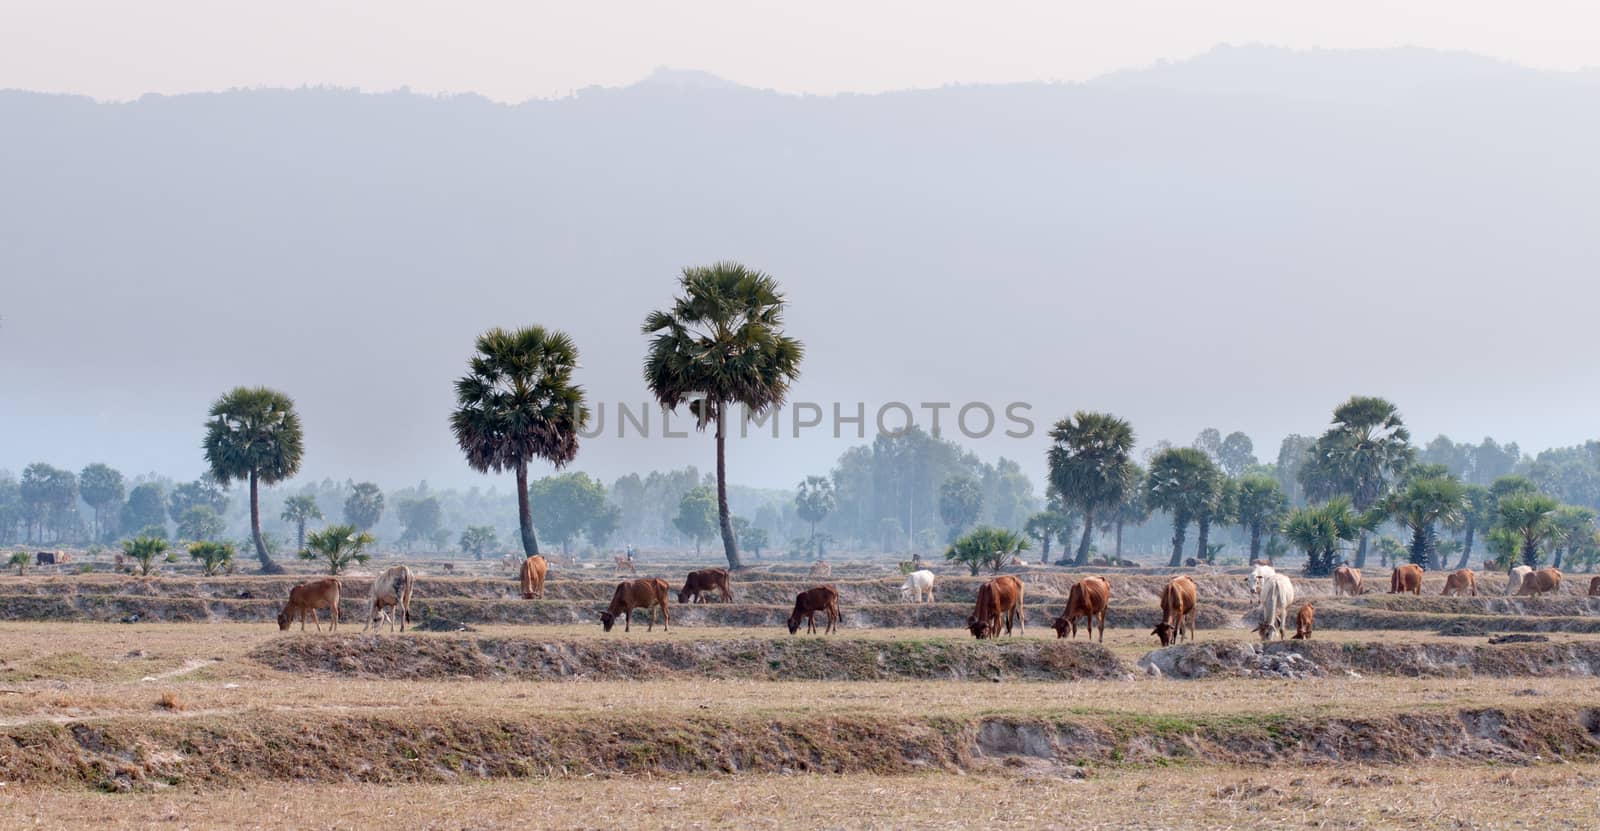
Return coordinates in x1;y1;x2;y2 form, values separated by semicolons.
4;45;1599;490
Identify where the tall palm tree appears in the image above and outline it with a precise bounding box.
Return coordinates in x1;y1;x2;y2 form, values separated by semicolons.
1282;497;1364;576
1046;412;1136;566
1145;447;1222;567
1495;491;1560;569
1300;396;1415;567
1548;505;1596;570
1453;484;1492;570
794;475;835;559
1233;474;1289;562
644;262;804;570
279;494;323;551
452;326;589;559
1384;475;1466;567
202;387;304;573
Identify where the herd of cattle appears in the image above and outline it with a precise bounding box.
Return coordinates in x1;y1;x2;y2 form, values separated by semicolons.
269;556;1599;644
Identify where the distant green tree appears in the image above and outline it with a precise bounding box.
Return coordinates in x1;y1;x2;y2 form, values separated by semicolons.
587;503;622;550
121;483;167;537
9;551;29;575
794;476;836;559
123;535;169;577
1023;510;1070;564
1216;431;1257;478
1047;412;1136;566
203;386;304;573
1146;447;1222;566
279;495;323;551
299;524;374;575
187;541;236;576
167;479;229;524
1107;466;1151;563
1384;476;1465;567
459;525;499;560
78;463;125;541
1549;505;1597;570
176;505;225;542
1298;396;1414;567
644;262;805;570
944;526;1030;576
1453;484;1492;570
530;472;607;555
1281;498;1365;576
343;483;385;531
673;486;719;556
20;463;78;543
1495;492;1560;568
397;496;443;550
1233;474;1289;562
452;325;590;559
937;476;983;541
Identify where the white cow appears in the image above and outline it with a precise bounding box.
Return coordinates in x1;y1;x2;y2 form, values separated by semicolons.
1506;565;1534;596
899;570;936;603
364;564;414;633
1256;571;1296;641
1247;563;1278;596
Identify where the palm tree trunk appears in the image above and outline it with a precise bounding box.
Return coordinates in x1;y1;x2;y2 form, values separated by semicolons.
250;471;283;574
714;406;742;570
296;519;307;552
516;461;540;557
1553;547;1564;569
1249;523;1262;561
1196;515;1212;564
1167;514;1188;567
1455;522;1475;570
1075;506;1095;566
1115;519;1125;564
1354;532;1369;569
1040;534;1052;564
1409;526;1428;567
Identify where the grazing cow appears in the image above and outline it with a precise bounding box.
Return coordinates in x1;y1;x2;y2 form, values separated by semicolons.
277;578;342;632
786;586;842;635
1506;565;1534;595
1291;604;1315;640
441;563;455;574
519;555;548;600
598;577;670;632
899;570;936;603
1151;575;1198;647
1515;567;1562;597
807;560;832;580
678;568;734;604
967;575;1024;639
1389;564;1424;595
1254;571;1296;642
1052;576;1110;642
35;551;70;566
1441;568;1478;597
363;565;413;633
1246;563;1278;596
1333;565;1364;597
613;556;637;575
1589;576;1600;597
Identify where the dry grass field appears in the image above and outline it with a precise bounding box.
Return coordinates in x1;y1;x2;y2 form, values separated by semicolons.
0;563;1597;828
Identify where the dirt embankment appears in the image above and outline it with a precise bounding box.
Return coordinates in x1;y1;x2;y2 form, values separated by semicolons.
248;634;1131;682
1140;640;1600;680
4;706;1596;792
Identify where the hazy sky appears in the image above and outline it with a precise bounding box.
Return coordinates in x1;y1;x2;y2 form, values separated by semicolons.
5;1;1600;101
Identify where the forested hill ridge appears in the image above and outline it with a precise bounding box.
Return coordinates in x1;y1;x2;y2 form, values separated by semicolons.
4;45;1600;493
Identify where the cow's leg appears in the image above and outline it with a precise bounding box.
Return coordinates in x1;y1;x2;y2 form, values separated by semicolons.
624;608;632;632
661;601;669;632
331;603;338;632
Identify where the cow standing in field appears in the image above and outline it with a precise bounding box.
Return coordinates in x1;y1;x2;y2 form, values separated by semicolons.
598;578;671;632
277;578;342;632
1333;565;1364;596
1291;604;1315;639
899;570;936;603
1052;576;1110;642
1507;565;1534;595
1441;568;1478;597
787;586;842;635
967;575;1024;640
519;555;548;600
1152;575;1197;647
363;564;413;633
678;568;734;604
1588;576;1600;597
1389;564;1424;595
1255;569;1296;642
1515;567;1562;597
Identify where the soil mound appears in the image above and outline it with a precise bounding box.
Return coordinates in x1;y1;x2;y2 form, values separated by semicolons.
1140;639;1600;679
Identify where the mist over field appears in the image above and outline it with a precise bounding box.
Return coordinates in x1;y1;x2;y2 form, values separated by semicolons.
4;44;1600;493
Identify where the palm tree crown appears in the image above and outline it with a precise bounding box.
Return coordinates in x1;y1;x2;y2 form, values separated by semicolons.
203;386;303;573
1384;475;1466;567
1046;411;1136;566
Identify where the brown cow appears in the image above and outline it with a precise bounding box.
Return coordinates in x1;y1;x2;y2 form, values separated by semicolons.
1515;567;1562;597
1151;575;1197;647
519;555;548;599
1290;603;1315;640
967;575;1024;639
1588;576;1600;597
599;578;671;632
1389;564;1424;595
1333;565;1364;596
1441;568;1478;597
786;586;841;635
678;568;734;604
1052;576;1110;642
277;578;342;632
